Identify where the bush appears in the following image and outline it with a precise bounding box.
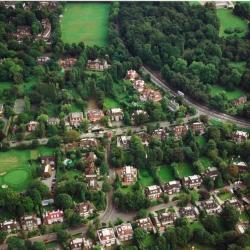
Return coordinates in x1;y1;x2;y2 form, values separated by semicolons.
224;27;234;34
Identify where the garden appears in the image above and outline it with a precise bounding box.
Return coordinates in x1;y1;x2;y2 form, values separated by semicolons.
61;3;110;46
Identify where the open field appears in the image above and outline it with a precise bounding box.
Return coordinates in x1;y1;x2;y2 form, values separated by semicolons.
177;162;194;177
139;169;154;186
209;85;245;100
158;165;175;182
0;147;54;191
196;135;206;148
217;9;248;37
103;97;119;109
61;3;110;46
200;156;212;169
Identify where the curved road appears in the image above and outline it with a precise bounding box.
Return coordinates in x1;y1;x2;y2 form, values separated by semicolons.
143;66;250;128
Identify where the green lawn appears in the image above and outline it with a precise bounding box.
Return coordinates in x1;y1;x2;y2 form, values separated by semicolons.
139;169;154;186
61;3;110;46
0;147;54;191
0;82;12;91
103;97;119;109
217;9;248;37
218;191;233;201
177;162;194;178
142;234;156;248
196;135;206;148
158;165;175;182
209;85;245;100
57;169;82;182
200;156;212;169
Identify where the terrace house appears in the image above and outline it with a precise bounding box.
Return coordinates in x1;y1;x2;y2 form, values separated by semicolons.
43;210;63;225
69;112;84;127
161;180;182;195
87;109;104;123
145;185;162;200
182;175;202;189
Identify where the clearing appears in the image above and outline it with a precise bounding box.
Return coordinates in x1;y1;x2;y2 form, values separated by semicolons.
209;85;245;100
217;9;248;37
103;97;120;109
177;162;194;178
61;3;110;46
158;165;175;182
139;169;154;186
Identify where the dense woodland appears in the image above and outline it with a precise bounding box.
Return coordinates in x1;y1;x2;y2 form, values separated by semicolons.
118;2;250;118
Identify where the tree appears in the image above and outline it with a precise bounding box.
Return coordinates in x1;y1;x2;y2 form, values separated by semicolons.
47;136;61;147
0;231;7;244
221;204;240;230
57;229;70;245
7;237;26;250
134;227;147;243
102;180;112;193
32;242;46;250
202;214;221;233
64;130;80;143
64;209;81;227
55;193;73;210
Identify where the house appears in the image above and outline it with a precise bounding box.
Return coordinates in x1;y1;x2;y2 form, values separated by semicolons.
12;26;31;41
136;217;155;232
199;199;222;215
79;138;98;148
140;88;163;102
168;100;180;112
231;161;248;173
233;131;248;143
48;117;60;126
0;104;4;116
201;1;234;9
85;162;97;177
40;19;51;40
232;96;247;106
136;131;149;146
86;152;97;164
133;80;145;93
69;112;84;127
145;185;162;200
37;56;50;64
152;128;167;140
20;215;41;231
224;198;244;212
27;121;39;132
152;211;178;232
173;125;189;138
75;202;94;218
191;122;205;135
69;237;93;250
131;110;148;122
117;135;131;149
182;175;202;189
115;223;133;242
87;59;110;71
108;108;124;122
179;206;199;220
41;198;54;207
161;180;181;195
97;228;116;248
201;167;219;180
116;165;137;186
43;210;64;225
126;69;139;81
43;164;52;178
87;109;104;123
0;220;20;233
236;222;249;234
41;156;56;170
59;58;77;69
86;177;98;189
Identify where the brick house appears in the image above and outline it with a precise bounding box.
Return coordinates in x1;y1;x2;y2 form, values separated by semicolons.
201;167;219;180
75;202;94;218
126;69;139;82
59;58;77;69
115;223;133;242
0;220;20;233
161;180;181;195
199;199;222;215
136;217;155;232
108;108;124;122
27;121;39;132
20;215;41;231
233;131;248;143
43;210;64;225
86;152;97;164
116;165;137;186
173;125;189;138
69;237;93;250
47;117;60;126
182;175;202;189
232;161;248;173
152;128;167;140
97;228;116;248
87;109;104;123
140;88;162;102
117;135;131;149
152;211;178;232
69;112;84;127
87;59;110;71
232;96;247;106
133;80;145;93
12;26;31;41
145;185;162;200
179;206;199;220
191;122;205;135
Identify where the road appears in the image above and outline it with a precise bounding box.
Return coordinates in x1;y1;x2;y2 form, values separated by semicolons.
143;66;250;128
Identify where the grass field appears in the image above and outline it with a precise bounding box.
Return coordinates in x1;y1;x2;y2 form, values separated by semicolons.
0;147;54;191
196;135;206;148
139;169;154;186
177;162;194;177
209;85;244;100
103;97;119;109
218;191;232;201
217;9;248;37
158;165;175;182
200;157;212;169
61;3;110;46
